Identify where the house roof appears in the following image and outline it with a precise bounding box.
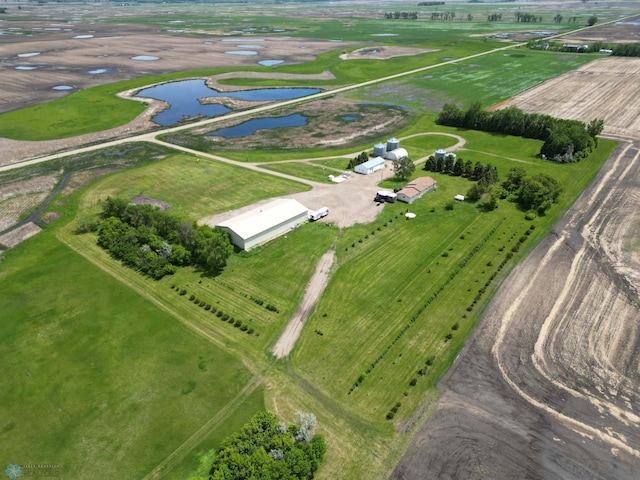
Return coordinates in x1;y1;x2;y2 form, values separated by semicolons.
218;198;308;240
358;156;385;170
397;176;436;198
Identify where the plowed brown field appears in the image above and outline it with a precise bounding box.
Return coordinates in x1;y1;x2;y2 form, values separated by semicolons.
504;57;640;139
394;57;640;480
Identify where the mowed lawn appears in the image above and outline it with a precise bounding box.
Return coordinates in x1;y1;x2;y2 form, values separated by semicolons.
0;231;255;479
78;153;310;220
291;136;614;422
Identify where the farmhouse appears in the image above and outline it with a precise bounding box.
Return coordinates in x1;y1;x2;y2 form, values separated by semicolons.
218;198;309;250
355;156;386;175
396;176;437;204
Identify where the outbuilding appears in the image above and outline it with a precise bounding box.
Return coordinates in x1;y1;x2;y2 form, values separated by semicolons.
385;147;409;161
218;198;309;250
396;176;437;204
354;156;385;175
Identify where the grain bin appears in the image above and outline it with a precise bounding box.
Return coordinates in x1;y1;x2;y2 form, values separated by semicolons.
374;143;386;157
387;137;400;152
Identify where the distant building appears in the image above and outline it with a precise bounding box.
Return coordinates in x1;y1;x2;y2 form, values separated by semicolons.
355;156;386;175
218;198;309;250
396;177;437;204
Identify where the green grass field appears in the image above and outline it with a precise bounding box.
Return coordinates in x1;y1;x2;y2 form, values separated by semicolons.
77;153;310;220
0;229;256;479
0;3;628;478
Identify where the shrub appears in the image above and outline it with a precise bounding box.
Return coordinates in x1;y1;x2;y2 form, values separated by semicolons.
525;211;537;220
444;333;453;341
247;328;254;334
222;313;229;321
511;244;520;253
180;289;187;296
205;304;211;311
170;284;176;289
386;412;395;420
240;325;248;331
442;252;449;257
529;224;536;230
234;320;242;328
216;311;223;317
425;356;435;366
451;322;459;330
409;378;418;386
210;306;217;313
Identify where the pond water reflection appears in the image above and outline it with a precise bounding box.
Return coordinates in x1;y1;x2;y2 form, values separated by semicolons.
207;113;307;138
135;79;320;126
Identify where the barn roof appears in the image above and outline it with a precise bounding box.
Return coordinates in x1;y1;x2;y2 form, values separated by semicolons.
397;176;436;198
359;156;385;169
218;198;308;240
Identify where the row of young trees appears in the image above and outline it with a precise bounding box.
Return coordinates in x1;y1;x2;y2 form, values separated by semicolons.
435;102;603;162
424;155;499;186
93;197;233;279
209;411;326;480
384;11;419;20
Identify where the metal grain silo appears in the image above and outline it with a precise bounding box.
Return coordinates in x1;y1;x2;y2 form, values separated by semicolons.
373;143;386;157
387;137;400;151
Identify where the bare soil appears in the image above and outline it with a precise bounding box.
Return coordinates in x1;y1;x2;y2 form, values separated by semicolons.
0;20;352;114
339;46;437;61
560;17;640;45
501;57;640;139
0;222;42;249
393;57;640;480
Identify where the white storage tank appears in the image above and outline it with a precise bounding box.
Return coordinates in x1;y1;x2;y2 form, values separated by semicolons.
387;137;400;152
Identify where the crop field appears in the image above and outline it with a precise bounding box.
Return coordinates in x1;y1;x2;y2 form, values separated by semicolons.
2;2;639;479
507;57;640;139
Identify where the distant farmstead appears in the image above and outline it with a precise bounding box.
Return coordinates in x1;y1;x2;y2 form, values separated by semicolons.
218;198;309;250
355;156;386;175
396;176;436;204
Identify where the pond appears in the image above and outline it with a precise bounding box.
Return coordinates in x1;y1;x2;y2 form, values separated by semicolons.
258;59;284;66
135;79;320;127
207;113;307;138
225;50;258;56
131;55;160;61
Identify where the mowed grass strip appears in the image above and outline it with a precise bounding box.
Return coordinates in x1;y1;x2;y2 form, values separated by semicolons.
260;162;335;183
78;153;310;220
0;230;253;480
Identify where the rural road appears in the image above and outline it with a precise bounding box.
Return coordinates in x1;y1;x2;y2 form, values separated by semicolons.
0;14;624;174
272;248;336;359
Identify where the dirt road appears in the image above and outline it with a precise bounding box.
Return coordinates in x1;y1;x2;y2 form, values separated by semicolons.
392;138;640;479
272;248;335;359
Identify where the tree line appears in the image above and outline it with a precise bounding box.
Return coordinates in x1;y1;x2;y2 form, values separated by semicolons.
208;411;326;480
384;11;419;20
90;197;232;279
435;102;603;162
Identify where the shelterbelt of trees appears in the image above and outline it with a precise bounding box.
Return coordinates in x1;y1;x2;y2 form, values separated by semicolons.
83;197;233;279
209;411;326;480
436;102;604;163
